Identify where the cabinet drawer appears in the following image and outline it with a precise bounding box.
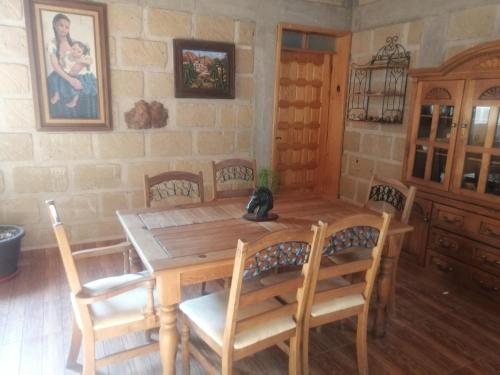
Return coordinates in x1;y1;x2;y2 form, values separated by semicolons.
427;252;467;280
477;218;500;248
432;204;465;231
472;246;500;276
470;269;500;302
429;228;472;262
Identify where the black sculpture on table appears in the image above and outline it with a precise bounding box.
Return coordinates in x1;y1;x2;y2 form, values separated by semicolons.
244;187;278;221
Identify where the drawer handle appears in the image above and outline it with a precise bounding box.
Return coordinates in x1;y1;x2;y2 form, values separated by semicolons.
442;215;461;225
438;238;455;250
482;225;500;239
480;255;500;267
477;280;499;293
436;262;453;273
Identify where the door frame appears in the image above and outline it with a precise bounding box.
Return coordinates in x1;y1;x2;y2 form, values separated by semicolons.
271;23;351;196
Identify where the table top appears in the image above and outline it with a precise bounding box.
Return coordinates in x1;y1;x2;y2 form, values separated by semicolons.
117;195;412;273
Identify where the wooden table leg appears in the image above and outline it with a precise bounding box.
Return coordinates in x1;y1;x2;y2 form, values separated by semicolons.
156;272;181;375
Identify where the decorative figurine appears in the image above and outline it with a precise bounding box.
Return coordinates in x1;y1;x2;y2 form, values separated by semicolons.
243;187;278;221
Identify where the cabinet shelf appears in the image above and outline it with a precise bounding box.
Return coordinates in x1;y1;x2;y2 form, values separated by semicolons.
351;91;405;97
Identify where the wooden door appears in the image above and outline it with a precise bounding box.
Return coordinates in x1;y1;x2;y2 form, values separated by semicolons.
406;80;465;190
452;79;500;204
402;197;432;266
272;49;333;192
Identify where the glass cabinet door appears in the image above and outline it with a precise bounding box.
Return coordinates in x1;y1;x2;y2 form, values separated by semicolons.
407;81;465;190
454;79;500;203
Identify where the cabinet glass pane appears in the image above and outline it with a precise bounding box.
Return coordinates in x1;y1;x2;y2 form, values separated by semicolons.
436;106;454;143
494;111;500;148
430;148;448;183
468;106;490;146
461;152;483;191
412;145;427;178
282;31;304;48
486;155;500;196
417;105;433;139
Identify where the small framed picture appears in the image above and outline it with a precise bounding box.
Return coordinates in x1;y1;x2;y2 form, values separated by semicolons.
24;0;112;130
174;39;235;99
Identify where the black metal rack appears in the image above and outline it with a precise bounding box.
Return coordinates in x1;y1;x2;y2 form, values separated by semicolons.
347;36;410;124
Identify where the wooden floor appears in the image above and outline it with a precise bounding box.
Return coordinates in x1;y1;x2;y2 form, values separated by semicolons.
0;249;499;374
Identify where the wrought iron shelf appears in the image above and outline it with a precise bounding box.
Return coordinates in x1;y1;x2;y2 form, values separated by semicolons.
347;36;410;125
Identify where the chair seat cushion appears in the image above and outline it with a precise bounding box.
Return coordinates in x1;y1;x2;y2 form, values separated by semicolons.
311;294;364;317
72;272;156;330
179;289;296;350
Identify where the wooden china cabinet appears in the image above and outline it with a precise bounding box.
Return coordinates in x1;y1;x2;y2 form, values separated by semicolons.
403;42;500;301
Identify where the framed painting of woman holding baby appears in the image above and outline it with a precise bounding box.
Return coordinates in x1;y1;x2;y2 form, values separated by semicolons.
24;0;112;130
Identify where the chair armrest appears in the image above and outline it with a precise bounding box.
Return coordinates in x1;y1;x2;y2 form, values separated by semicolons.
75;274;155;304
72;241;132;260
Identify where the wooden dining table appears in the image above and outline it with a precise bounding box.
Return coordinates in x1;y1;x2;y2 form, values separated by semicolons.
117;194;413;375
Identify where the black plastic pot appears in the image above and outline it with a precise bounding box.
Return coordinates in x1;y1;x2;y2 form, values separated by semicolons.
0;225;25;282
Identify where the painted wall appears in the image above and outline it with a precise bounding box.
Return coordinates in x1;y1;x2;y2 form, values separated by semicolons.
340;0;500;204
0;0;351;250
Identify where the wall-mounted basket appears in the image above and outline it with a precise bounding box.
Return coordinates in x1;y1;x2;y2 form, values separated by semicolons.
347;35;410;124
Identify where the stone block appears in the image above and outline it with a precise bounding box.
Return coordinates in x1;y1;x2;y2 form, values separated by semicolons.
57;195;98;221
375;161;403;180
236;48;254;74
2;99;36;129
236;76;253;101
148;8;191;38
343;131;360;152
173;159;212;182
361;134;392;159
21;225;55;249
0;198;40;225
339;176;356;200
130;190;145;209
108;4;142;35
237;105;253;128
407;20;423;46
195;15;234;42
236;20;255;46
111;70;144;97
146;72;174;98
448;6;495;40
0;0;23;20
176;103;215;127
359;0;377;4
73;164;121;190
392;137;406;162
219;105;237;128
0;133;33;161
197;131;234;155
0;26;27;59
351;30;372;56
13;166;68;193
150;131;192;156
70;220;123;243
341;154;347;174
109;37;117;65
356;180;369;204
373;23;405;49
127;161;172;188
236;130;251;152
100;192;128;217
37;133;93;160
347;156;374;179
0;172;4;193
95;133;144;159
0;64;30;95
121;38;167;68
444;44;471;61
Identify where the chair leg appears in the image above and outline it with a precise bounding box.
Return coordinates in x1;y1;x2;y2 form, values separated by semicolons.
356;312;369;375
66;319;82;370
181;317;190;375
388;252;401;317
82;334;96;375
302;326;310;375
289;337;301;375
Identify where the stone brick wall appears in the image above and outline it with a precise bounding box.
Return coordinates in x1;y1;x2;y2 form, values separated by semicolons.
0;0;351;250
341;1;500;205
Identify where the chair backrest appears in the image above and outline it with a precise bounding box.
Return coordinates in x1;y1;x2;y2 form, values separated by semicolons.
222;225;322;353
212;159;257;199
307;213;391;315
144;170;204;207
364;175;416;224
46;200;83;295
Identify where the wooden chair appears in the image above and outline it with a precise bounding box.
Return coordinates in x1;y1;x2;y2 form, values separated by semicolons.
179;225;323;375
46;200;159;375
212;159;257;199
363;175;416;312
144;170;205;207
